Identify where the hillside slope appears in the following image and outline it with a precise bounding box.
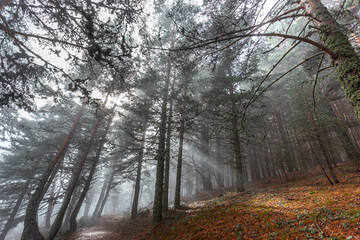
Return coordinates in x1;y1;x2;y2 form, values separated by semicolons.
64;163;360;240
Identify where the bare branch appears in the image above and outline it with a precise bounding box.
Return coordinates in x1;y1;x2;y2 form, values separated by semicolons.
312;53;325;117
241;52;325;122
0;15;88;50
170;32;337;59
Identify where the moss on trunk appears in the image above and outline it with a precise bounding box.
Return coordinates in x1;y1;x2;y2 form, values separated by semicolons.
301;0;360;121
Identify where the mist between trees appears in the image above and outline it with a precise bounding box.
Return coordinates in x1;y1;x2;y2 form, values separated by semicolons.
0;0;360;239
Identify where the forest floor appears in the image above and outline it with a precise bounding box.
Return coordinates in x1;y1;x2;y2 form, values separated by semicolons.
63;163;360;240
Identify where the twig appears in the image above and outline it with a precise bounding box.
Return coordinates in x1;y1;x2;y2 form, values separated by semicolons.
152;32;337;58
241;52;325;122
242;41;301;119
314;211;326;237
0;15;87;50
312;53;325;117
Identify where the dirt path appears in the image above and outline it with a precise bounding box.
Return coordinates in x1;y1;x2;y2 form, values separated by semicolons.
63;216;122;240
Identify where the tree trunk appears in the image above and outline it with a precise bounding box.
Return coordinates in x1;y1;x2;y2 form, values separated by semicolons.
215;134;224;188
300;0;360;121
62;187;81;229
261;141;271;178
337;129;360;165
0;167;36;240
315;132;340;183
153;56;171;224
21;105;85;240
91;174;109;219
83;193;92;218
174;82;188;209
131;126;146;219
69;113;114;232
199;123;213;191
329;101;360;166
303;94;340;184
294;133;309;170
274;110;295;172
229;84;244;192
306;139;334;185
47;118;101;240
326;134;338;167
42;150;66;202
264;124;279;176
96;169;116;218
249;146;260;181
163;82;174;212
45;180;56;229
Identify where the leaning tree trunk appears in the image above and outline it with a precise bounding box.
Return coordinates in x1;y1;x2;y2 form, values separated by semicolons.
300;0;360;121
62;187;81;230
96;169;116;218
131;126;146;219
42;150;66;201
174;82;188;209
45;180;56;229
83;193;93;218
21;105;85;240
91;173;109;219
153;56;172;224
306;138;334;185
69;113;114;232
47;118;101;240
303;94;340;184
0;167;36;240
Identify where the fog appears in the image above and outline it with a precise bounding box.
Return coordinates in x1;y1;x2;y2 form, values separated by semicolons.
1;0;360;239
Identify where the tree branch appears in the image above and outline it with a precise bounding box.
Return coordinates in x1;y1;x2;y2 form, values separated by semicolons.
175;32;337;59
0;16;88;50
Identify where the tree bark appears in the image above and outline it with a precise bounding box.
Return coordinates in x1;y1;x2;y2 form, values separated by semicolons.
69;113;114;232
0;167;36;240
83;193;92;218
91;173;108;219
199;123;213;191
96;169;116;218
45;180;56;229
153;56;171;224
264;124;279;176
229;84;244;192
215;134;224;188
21;105;85;240
131;126;146;219
306;139;334;185
174;82;188;209
337;129;360;165
274;110;295;172
249;146;260;181
163;82;174;212
62;187;81;229
303;94;340;184
43;150;66;201
300;0;360;121
47;118;101;240
261;140;271;178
